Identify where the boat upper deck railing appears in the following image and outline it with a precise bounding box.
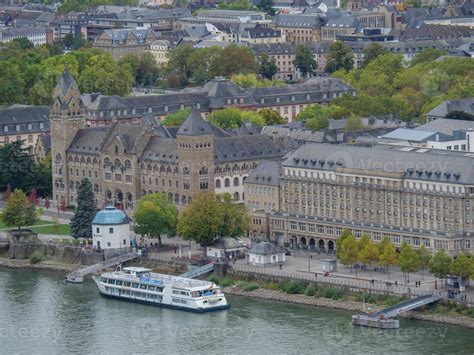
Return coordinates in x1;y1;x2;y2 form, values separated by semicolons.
102;271;214;289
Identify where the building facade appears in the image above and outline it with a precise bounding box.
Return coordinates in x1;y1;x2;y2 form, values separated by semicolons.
51;68;285;212
80;76;355;124
248;143;474;256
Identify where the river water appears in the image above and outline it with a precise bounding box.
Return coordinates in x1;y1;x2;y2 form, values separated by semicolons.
0;268;472;354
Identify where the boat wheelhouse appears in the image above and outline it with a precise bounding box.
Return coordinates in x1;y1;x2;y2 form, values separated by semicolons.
92;267;229;312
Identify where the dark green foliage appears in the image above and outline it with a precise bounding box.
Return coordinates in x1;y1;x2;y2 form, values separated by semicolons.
326;41;354;73
29;250;44;264
70;179;97;239
259;53;278;80
162;108;192;127
316;287;345;300
242;282;259;292
294;45;317;77
280;280;307;294
304;285;316;296
0;142;51;197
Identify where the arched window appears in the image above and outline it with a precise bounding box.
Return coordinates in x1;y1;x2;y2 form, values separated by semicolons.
215;179;221;188
104;157;112;168
234;192;239;201
224;178;230;187
233;177;239;186
181;195;187;205
113;158;122;168
183;167;190;175
174;194;179;203
199;167;208;175
124;159;132;170
55;153;62;164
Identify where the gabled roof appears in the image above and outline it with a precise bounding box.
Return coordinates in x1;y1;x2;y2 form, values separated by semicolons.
176;109;215;136
416;118;474;136
246;160;281;186
426;98;474;119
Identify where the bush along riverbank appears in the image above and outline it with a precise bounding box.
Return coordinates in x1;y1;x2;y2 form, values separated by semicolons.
209;275;474;329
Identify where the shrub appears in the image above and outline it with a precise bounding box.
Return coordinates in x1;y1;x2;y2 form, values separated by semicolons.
262;281;280;290
242;282;259;292
357;292;377;304
305;285;316;296
318;287;345;300
29;250;44;264
465;307;474;318
219;277;234;287
282;280;307;294
208;275;220;284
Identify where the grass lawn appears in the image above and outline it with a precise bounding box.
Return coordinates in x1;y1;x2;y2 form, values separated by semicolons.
0;219;53;230
30;224;71;235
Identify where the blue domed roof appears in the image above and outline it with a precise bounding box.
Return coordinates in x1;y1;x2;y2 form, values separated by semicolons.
92;206;129;225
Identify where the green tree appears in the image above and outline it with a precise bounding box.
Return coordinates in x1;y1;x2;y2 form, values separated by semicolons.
177;192;224;246
259;53;278;80
134;193;178;246
428;249;452;280
417;245;432;280
1;189;37;229
398;243;421;283
0;62;25;105
257;0;275;15
358;239;379;273
326;41;354;73
210;45;259;78
339;234;359;275
343;116;363;131
162;108;192;127
411;48;445;66
13;37;34;50
379;241;398;277
294;45;317;78
336;229;352;258
70;178;97;240
449;253;472;279
218;0;256;10
362;42;388;67
257;108;285;125
209;108;265;129
218;193;250;238
0;141;37;194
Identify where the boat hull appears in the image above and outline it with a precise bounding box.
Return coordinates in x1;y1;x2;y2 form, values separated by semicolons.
98;291;230;313
352;314;399;329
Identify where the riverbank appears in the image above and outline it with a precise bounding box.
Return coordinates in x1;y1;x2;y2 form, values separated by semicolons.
0;256;76;272
222;284;474;329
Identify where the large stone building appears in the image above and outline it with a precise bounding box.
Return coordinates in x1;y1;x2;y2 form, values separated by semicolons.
247;143;474;255
51;67;285;211
93;28;159;60
80;76;354;124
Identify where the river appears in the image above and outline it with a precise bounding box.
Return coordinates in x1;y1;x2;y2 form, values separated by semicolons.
0;268;472;354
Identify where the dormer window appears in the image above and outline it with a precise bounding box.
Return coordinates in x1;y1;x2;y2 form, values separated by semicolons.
148;107;152;113
261;98;265;104
196;103;201;109
164;105;168;112
4;126;8;133
28;124;32;130
39;123;44;129
16;125;20;132
291;95;295;101
276;97;280;103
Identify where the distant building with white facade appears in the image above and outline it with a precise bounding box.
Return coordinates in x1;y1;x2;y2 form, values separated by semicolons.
92;206;131;250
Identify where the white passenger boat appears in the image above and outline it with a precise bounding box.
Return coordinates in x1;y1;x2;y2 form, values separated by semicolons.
92;266;229;312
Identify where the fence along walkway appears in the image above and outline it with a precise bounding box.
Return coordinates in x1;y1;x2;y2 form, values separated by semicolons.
229;264;473;306
65;252;138;283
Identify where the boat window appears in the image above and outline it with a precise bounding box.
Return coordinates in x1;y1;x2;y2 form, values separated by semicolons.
101;277;108;283
123;282;131;287
132;283;139;288
140;284;147;289
148;286;156;291
107;279;115;285
116;280;123;286
124;290;130;295
156;287;164;293
191;291;200;297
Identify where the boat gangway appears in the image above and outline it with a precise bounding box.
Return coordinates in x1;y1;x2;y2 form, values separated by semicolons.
180;262;214;279
352;294;442;329
65;252;138;283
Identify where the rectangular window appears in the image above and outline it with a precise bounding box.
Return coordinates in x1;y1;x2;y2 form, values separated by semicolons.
109;227;114;233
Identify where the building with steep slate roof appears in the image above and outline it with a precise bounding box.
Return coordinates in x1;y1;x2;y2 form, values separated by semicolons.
93;28;158;60
0;105;50;154
51;68;286;212
251;142;474;255
81;76;354;124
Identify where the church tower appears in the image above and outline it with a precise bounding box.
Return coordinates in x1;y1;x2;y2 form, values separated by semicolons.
50;65;85;205
176;110;215;205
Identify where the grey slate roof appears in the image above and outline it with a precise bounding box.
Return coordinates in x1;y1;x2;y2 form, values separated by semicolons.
140;137;177;163
0;105;50;136
177;109;215;136
284;143;474;184
208;237;245;250
248;241;282;255
426;98;474;120
58;66;74;95
382;128;443;142
214;135;284;163
273;14;325;28
416;118;474;136
67;127;108;155
246;160;281;186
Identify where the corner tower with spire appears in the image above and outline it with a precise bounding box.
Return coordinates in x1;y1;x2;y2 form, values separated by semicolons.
51;65;86;205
